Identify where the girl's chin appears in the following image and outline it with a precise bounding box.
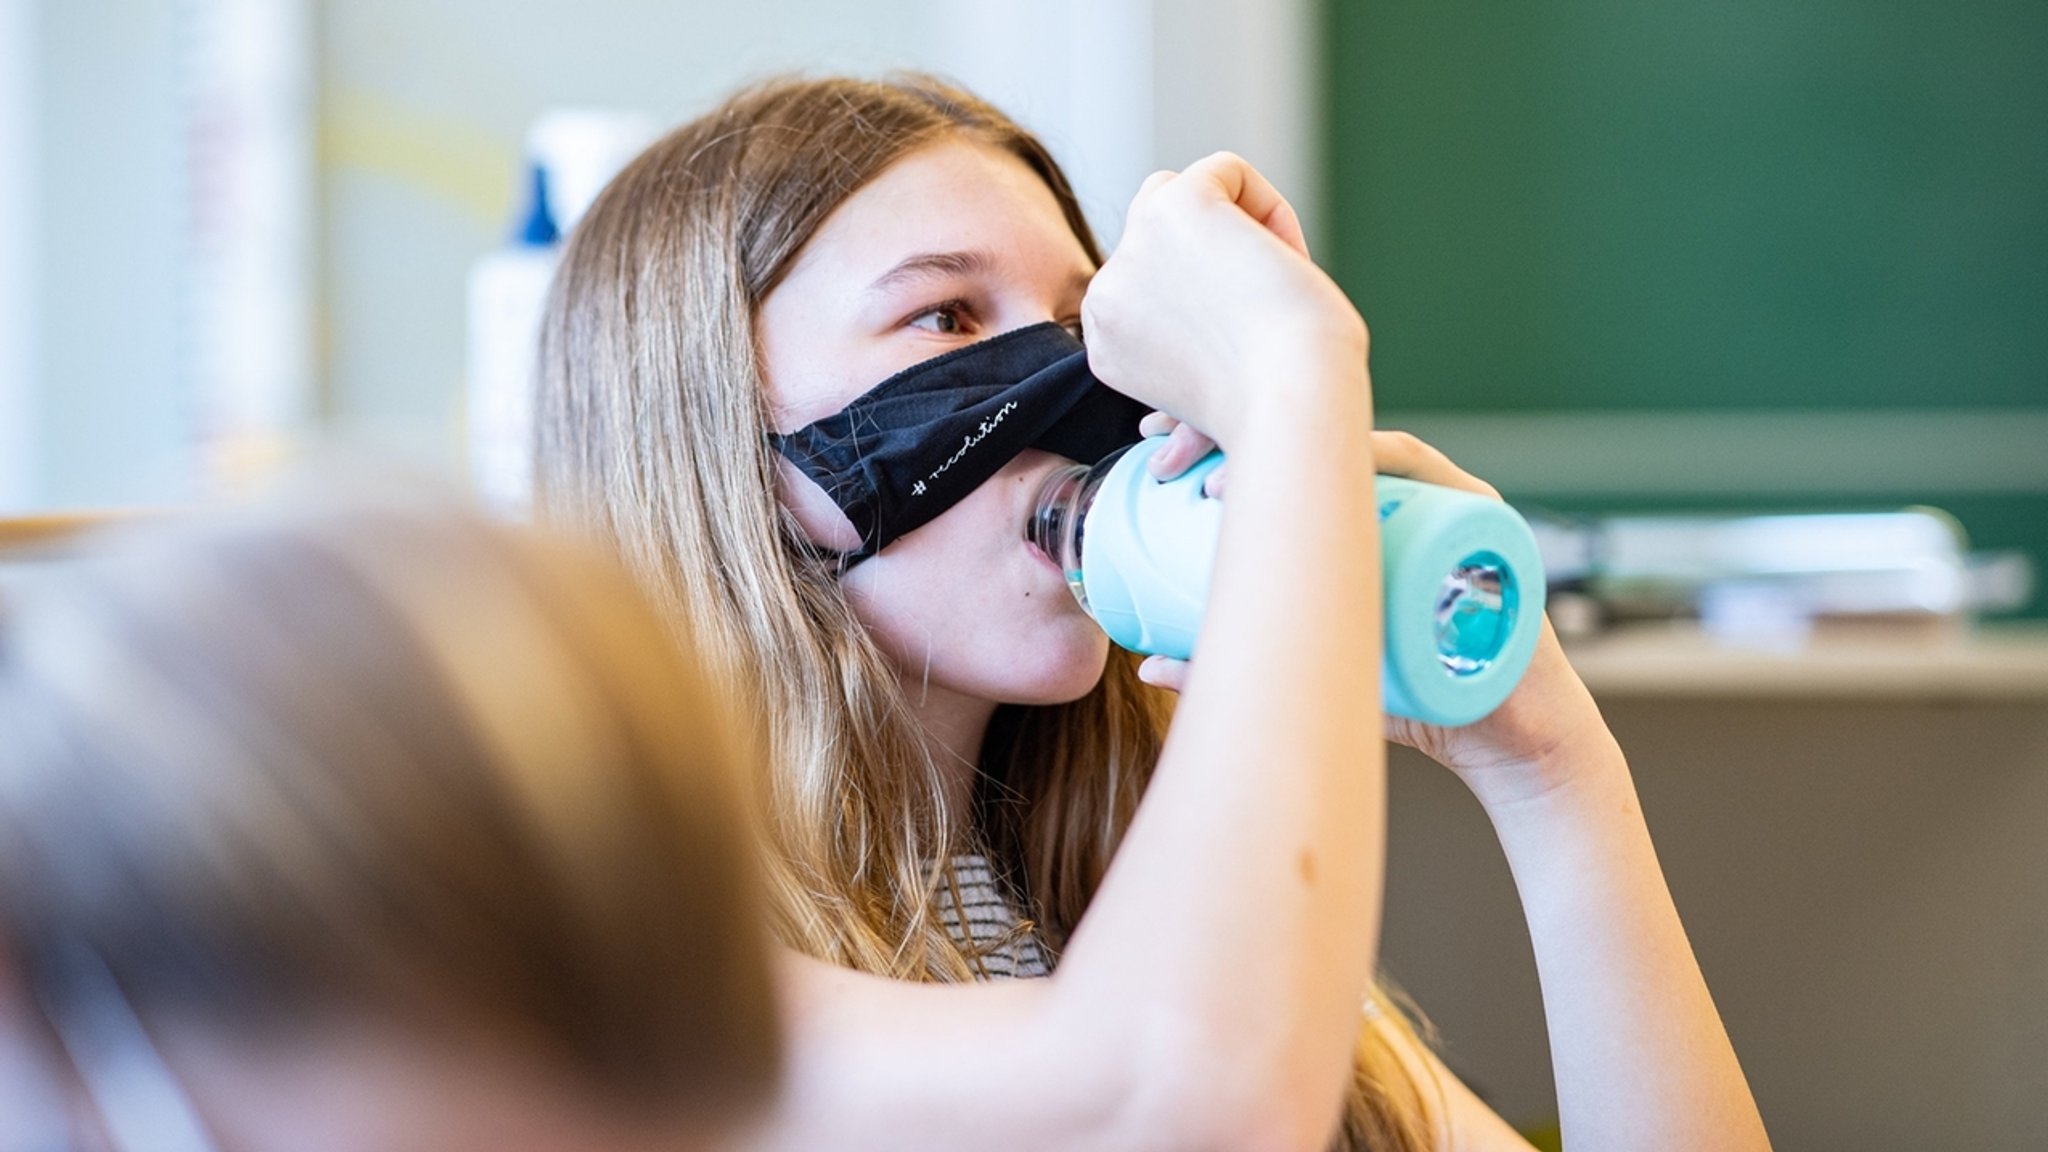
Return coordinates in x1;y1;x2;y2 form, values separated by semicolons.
1005;635;1114;705
876;620;1111;707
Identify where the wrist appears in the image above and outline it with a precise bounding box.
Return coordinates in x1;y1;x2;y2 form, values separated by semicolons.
1469;727;1633;829
1224;346;1372;459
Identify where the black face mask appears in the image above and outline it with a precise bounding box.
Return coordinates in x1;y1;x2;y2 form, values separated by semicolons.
769;322;1147;563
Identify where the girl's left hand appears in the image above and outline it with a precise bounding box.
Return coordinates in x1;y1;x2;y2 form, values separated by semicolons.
1133;418;1616;809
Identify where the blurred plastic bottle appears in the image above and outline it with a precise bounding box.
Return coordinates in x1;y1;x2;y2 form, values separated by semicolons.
466;110;657;518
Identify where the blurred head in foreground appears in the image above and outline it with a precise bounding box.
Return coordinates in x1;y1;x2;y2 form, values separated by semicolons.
0;486;780;1152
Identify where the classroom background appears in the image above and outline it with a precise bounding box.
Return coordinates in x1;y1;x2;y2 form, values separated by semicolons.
1;1;2044;1148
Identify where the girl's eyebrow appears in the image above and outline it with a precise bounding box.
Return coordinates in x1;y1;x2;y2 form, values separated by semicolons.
864;248;1096;302
865;249;995;296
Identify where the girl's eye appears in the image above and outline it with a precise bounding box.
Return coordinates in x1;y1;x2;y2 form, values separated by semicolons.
909;301;974;335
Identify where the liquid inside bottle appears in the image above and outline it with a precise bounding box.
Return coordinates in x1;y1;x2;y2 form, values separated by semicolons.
1028;449;1127;618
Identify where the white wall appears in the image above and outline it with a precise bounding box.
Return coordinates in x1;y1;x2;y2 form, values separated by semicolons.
0;0;34;511
11;0;1319;502
920;0;1158;248
317;0;1319;470
34;0;192;509
9;0;1321;508
318;0;926;467
1152;0;1321;244
930;0;1320;248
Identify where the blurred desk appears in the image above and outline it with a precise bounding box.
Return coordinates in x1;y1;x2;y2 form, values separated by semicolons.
1384;621;2048;1150
0;511;145;558
0;513;154;606
1564;622;2048;702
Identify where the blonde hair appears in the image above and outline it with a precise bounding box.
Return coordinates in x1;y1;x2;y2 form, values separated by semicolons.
0;488;779;1122
536;73;1435;1150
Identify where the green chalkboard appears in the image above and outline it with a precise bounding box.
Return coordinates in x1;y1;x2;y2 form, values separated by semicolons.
1322;1;2048;412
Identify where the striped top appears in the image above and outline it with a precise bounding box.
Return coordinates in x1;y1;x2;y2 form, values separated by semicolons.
935;853;1052;979
935;859;1388;1024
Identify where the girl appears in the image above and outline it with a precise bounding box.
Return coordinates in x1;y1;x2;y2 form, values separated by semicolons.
537;74;1770;1152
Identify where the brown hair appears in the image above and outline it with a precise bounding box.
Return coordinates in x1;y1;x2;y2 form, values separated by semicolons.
0;486;779;1123
535;73;1434;1150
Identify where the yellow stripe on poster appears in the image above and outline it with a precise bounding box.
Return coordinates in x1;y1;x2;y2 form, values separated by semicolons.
320;90;515;229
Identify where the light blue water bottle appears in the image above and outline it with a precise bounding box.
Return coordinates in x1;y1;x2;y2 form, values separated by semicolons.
1030;436;1546;726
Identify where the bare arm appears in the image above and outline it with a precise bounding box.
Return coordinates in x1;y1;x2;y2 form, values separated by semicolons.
1482;717;1771;1150
747;154;1385;1152
1371;431;1772;1152
1143;432;1773;1151
1061;348;1383;1148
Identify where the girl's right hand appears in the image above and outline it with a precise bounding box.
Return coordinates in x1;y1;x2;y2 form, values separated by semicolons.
1081;151;1368;448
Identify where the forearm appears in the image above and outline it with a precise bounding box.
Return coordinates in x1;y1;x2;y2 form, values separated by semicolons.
1060;349;1383;1142
1485;734;1771;1151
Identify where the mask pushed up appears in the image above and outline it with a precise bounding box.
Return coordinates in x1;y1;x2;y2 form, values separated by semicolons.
769;322;1148;563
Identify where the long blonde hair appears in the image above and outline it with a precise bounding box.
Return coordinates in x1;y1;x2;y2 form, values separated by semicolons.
536;73;1436;1150
0;487;780;1123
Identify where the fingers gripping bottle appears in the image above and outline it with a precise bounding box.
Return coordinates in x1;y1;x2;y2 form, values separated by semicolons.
1030;436;1546;727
